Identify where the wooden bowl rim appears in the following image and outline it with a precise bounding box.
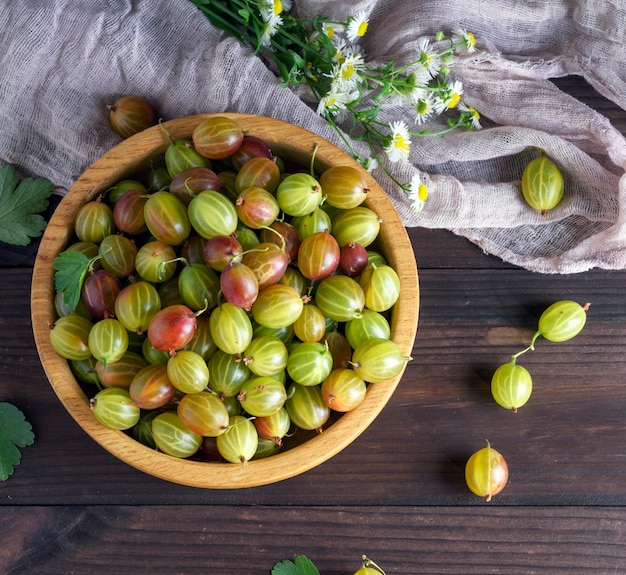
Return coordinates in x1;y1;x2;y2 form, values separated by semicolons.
31;113;419;488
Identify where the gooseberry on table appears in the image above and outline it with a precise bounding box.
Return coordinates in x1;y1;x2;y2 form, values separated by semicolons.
465;440;509;501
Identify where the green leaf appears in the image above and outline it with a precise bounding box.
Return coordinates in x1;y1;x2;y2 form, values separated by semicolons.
272;556;320;575
0;164;53;246
0;402;35;481
53;250;92;312
238;8;250;24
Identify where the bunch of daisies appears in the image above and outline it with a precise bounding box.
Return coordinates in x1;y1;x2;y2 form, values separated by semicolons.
189;0;481;211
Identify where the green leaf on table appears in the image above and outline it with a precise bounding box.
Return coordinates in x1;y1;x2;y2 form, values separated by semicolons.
0;164;53;246
271;555;320;575
53;250;92;312
0;402;35;481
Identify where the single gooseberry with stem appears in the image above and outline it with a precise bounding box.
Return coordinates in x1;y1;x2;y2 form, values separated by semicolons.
490;360;533;413
465;440;509;501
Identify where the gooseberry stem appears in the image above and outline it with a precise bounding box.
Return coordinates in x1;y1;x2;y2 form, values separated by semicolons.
510;330;542;363
360;555;387;575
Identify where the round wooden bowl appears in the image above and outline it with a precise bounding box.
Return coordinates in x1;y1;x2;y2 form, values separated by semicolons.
31;113;419;488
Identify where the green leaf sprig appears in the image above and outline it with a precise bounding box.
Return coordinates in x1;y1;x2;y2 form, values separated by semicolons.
53;250;104;312
0;402;35;481
0;164;53;246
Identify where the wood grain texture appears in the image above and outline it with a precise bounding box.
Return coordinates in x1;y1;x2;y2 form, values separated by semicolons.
3;505;626;575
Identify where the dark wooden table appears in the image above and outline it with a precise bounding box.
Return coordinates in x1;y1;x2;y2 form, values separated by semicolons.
2;77;626;575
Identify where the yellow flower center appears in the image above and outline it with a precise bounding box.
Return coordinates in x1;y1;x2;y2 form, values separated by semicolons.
341;64;355;80
418;184;428;201
469;106;480;119
357;21;368;37
393;134;410;154
273;0;282;15
325;26;335;40
447;92;461;108
467;32;476;48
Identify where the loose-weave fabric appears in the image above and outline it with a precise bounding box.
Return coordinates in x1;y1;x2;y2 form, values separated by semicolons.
1;0;625;273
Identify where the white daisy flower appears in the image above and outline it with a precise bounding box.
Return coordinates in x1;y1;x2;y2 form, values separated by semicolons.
414;95;435;125
452;28;477;54
407;173;428;212
260;15;282;47
443;80;464;109
361;157;379;173
459;103;482;129
416;37;441;78
322;22;342;41
338;51;366;86
316;89;351;116
346;11;369;42
384;121;412;163
259;0;287;20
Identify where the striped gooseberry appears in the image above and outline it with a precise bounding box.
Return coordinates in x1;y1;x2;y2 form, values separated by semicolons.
331;206;381;248
250;284;304;329
114;280;161;335
81;269;122;320
241;335;289;377
129;364;177;410
321;368;367;412
358;263;401;312
151;411;203;459
96;351;147;389
465;440;509;501
490;361;533;412
536;300;589;342
216;415;259;464
350;337;410;383
297;230;340;281
286;341;334;387
49;314;93;361
237;376;288;417
90;387;141;430
276;173;323;216
192;116;244;160
188;190;239;239
234;156;281;194
143;190;191;246
285;382;330;433
207;349;251;397
521;154;564;214
166;350;210;394
177;390;230;436
147;304;198;355
169;167;221;206
74;199;115;244
319;165;369;209
177;262;221;311
107;95;158;139
98;234;137;278
314;275;365;322
88;318;129;369
112;188;148;235
209;301;254;355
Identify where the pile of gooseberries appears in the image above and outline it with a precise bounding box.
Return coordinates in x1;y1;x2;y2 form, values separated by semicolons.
49;115;411;465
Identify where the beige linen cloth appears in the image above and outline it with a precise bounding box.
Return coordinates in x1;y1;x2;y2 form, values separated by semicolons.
1;0;625;273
